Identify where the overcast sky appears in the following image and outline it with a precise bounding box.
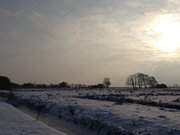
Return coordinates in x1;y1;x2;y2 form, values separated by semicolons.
1;0;180;86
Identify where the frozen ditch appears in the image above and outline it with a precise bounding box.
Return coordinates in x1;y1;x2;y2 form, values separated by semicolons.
16;105;97;135
11;91;180;135
0;101;66;135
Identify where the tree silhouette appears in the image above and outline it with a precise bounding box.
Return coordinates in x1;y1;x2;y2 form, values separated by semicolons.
126;73;159;89
148;76;158;88
103;78;111;88
59;82;69;88
126;74;136;90
0;76;11;90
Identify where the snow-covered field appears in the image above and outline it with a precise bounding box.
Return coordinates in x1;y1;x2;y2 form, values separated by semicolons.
0;101;66;135
13;88;180;135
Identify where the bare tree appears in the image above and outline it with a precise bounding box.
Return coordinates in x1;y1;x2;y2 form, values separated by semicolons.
136;73;144;88
148;76;158;88
135;73;150;88
126;74;136;90
103;78;111;88
126;73;159;89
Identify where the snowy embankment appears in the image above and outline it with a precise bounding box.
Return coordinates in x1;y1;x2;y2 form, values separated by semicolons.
13;93;133;135
77;89;180;109
13;90;180;135
79;94;180;110
0;101;66;135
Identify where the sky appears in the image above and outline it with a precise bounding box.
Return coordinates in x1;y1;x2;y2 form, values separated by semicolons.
1;0;180;86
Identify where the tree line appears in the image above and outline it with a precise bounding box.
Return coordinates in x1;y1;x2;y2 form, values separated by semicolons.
126;73;167;89
0;74;167;90
0;76;111;90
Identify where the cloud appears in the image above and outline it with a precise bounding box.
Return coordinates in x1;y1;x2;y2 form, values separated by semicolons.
1;0;180;85
0;8;16;16
153;61;180;85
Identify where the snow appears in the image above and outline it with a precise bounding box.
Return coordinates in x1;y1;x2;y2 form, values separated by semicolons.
13;89;180;135
0;102;67;135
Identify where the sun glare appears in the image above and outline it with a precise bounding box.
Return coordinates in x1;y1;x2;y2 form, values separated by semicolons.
151;14;180;53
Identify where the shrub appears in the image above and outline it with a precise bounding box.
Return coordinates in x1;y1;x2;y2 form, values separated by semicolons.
0;76;11;90
154;83;168;88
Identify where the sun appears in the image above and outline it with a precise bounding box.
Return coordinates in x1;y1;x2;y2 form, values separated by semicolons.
151;14;180;53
